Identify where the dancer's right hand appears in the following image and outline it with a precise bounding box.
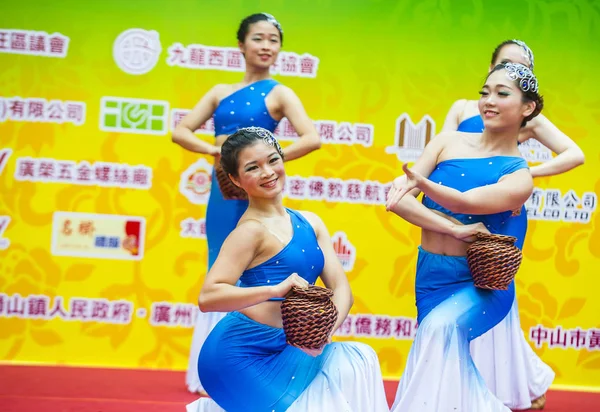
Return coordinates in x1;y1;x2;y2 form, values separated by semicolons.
451;222;490;243
298;335;331;357
385;164;424;211
271;272;309;299
211;145;221;157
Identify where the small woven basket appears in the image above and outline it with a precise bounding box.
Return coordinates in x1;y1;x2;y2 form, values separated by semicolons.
214;163;247;200
281;285;338;350
466;233;522;290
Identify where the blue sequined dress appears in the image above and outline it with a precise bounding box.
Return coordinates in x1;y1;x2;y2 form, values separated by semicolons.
186;209;389;412
391;156;529;412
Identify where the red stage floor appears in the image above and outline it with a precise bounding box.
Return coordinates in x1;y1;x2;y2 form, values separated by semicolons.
0;365;596;411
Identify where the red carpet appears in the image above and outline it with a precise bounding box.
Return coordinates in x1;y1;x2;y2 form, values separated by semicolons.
0;364;596;411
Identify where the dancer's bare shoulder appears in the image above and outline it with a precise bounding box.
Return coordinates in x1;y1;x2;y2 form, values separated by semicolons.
211;83;241;102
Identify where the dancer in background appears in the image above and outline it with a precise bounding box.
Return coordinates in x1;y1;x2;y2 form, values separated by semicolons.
442;39;584;410
387;62;542;411
186;127;388;412
172;12;321;395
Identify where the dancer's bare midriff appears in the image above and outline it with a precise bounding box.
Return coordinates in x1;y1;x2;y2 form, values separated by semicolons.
421;209;471;257
240;301;285;329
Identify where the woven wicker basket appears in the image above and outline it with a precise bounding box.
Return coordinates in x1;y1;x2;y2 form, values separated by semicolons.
214;163;247;200
281;285;338;350
466;233;522;290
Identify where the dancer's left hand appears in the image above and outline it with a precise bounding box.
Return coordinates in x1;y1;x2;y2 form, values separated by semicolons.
385;163;424;211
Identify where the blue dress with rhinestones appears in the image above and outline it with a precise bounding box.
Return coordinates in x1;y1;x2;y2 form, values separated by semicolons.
391;156;528;412
186;79;282;394
207;79;280;268
186;209;389;412
456;115;555;410
457;115;527;235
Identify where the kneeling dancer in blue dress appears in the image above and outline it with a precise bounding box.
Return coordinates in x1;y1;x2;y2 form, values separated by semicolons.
386;62;543;412
186;126;389;412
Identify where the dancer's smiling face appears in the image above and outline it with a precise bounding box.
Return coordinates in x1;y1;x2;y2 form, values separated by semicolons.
478;68;537;129
229;141;286;199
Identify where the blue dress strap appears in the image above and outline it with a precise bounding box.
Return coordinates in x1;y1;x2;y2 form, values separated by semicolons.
500;157;528;176
213;79;280;135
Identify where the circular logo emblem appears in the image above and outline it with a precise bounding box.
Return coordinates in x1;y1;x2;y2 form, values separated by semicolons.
187;170;211;196
180;159;213;205
113;29;162;75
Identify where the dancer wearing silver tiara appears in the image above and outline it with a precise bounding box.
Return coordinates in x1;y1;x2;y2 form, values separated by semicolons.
387;62;542;412
443;39;584;178
442;39;584;411
172;12;321;396
186;127;389;412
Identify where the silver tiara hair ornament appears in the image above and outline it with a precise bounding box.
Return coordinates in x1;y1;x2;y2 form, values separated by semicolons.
504;62;539;93
239;126;284;155
512;39;535;70
261;13;283;34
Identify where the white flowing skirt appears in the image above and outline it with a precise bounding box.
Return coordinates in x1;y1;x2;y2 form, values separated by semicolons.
391;322;511;411
185;310;227;393
471;298;555;410
185;342;390;412
391;280;513;412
